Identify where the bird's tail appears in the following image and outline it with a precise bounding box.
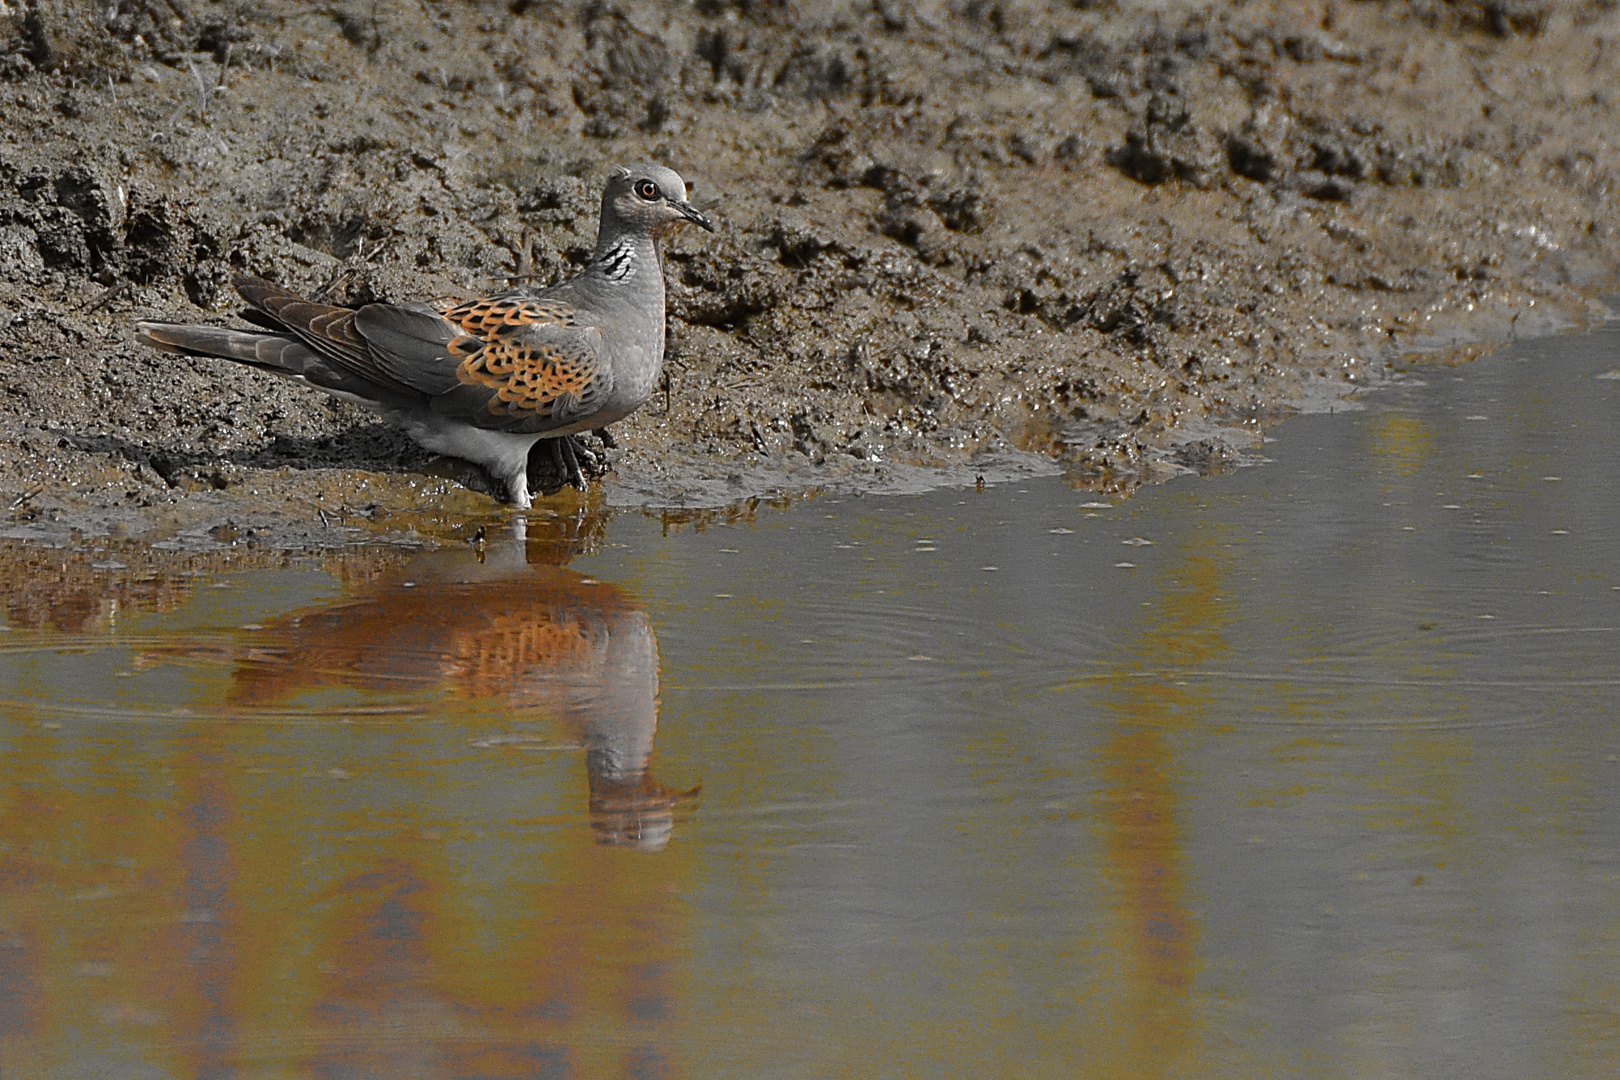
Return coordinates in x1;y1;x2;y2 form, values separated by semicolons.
136;320;389;406
135;322;313;374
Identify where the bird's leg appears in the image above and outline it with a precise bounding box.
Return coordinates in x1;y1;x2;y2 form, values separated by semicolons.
549;438;589;491
505;465;534;509
589;427;615;476
568;434;600;473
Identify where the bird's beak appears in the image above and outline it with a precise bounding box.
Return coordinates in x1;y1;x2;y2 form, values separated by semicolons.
675;200;715;232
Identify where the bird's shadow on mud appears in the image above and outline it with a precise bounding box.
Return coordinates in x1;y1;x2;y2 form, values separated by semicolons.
58;423;592;501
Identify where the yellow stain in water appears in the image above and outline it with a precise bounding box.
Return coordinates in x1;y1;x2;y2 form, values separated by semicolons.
1081;535;1235;1077
1368;412;1435;477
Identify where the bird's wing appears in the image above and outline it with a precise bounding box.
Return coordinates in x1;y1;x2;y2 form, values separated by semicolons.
234;277;613;432
347;301;466;396
233;274;420;398
425;295;614;433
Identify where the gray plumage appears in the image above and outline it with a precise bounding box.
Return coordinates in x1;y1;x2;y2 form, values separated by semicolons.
136;163;714;507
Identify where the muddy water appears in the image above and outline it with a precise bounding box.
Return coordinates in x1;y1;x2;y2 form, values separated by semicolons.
1;320;1618;1079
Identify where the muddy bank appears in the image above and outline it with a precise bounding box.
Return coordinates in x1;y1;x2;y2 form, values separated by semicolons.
1;0;1617;546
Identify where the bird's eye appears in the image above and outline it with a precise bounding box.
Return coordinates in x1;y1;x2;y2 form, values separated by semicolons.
635;180;662;201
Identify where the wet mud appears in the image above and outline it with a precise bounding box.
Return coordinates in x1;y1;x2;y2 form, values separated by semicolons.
1;0;1617;545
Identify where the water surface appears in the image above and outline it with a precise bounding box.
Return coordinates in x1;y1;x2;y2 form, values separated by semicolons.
1;322;1617;1078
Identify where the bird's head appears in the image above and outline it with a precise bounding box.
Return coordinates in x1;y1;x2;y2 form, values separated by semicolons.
603;163;715;239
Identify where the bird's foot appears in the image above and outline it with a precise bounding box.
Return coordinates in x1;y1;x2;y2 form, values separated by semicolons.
548;438;587;491
570;433;614;482
552;435;609;491
570;439;601;476
534;434;612;497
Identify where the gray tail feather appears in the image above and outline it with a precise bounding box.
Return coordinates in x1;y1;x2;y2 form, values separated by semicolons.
136;321;399;405
136;322;313;373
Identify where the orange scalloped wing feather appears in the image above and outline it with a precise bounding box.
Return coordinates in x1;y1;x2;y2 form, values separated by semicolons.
443;297;606;421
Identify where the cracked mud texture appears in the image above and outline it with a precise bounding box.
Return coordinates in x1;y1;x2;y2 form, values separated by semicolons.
0;0;1616;546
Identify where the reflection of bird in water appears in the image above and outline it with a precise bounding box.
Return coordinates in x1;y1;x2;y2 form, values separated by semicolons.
217;521;694;848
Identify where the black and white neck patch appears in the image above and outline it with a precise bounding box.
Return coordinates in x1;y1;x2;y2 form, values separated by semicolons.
595;239;639;283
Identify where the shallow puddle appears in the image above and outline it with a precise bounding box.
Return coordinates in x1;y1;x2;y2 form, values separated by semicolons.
1;321;1618;1078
